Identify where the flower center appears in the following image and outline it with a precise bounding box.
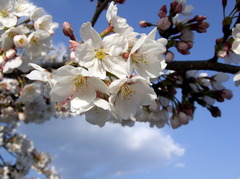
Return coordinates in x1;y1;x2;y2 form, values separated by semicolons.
95;47;109;61
73;75;88;91
0;10;9;18
30;36;39;45
120;83;136;101
132;53;150;64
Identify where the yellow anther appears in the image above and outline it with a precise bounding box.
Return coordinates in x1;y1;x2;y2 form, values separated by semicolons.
95;47;109;61
120;83;136;101
73;75;88;91
0;10;9;17
132;53;149;64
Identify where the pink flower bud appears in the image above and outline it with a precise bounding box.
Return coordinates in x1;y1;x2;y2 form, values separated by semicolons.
180;29;194;41
178;112;189;124
170;116;181;129
193;15;207;21
221;89;233;100
62;22;76;40
139;20;152;28
165;51;174;63
69;40;80;50
158;5;167;18
157;17;171;31
176;41;189;51
170;1;182;15
197;21;210;33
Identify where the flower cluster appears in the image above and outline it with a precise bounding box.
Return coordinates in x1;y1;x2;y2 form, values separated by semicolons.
0;0;60;178
150;70;232;129
28;1;167;127
0;129;59;179
0;0;58;73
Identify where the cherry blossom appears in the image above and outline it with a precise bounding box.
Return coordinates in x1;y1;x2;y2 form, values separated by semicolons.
109;76;157;120
75;22;128;79
50;65;109;114
127;28;167;79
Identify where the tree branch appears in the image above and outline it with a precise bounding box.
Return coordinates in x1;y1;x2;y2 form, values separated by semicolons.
166;60;240;74
91;0;112;27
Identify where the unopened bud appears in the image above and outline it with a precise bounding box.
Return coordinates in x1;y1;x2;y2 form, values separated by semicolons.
191;21;210;33
170;116;181;129
221;89;233;99
62;22;76;40
180;29;194;41
170;1;182;15
165;51;174;63
178;112;189;124
69;40;80;51
139;20;153;28
222;0;227;8
158;5;167;18
193;15;207;21
157;17;171;31
209;106;221;117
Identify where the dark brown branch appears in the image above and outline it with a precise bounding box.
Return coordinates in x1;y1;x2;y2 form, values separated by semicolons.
3;59;240;79
166;60;240;74
91;0;112;27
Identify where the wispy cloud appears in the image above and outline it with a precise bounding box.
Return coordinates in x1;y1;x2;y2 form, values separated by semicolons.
18;117;185;179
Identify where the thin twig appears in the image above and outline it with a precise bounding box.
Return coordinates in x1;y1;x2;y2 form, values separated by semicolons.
91;0;112;27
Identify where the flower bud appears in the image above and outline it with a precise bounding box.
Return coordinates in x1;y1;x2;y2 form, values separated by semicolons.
209;106;221;117
170;1;183;15
157;17;171;31
222;0;227;8
139;20;153;28
170;116;181;129
180;29;194;41
191;21;210;33
221;89;233;99
62;22;76;40
165;51;174;63
176;41;189;51
158;5;167;18
178;112;189;124
193;15;207;22
69;40;80;50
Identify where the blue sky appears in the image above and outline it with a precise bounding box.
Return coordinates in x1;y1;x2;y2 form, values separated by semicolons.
17;0;240;179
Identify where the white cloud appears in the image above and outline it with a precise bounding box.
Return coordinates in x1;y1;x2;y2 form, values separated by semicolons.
18;117;185;179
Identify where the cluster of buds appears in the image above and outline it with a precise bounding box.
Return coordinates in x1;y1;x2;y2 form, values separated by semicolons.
149;70;232;129
139;0;209;57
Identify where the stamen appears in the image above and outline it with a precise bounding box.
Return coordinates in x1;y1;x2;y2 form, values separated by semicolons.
95;47;110;61
121;83;136;101
0;10;9;18
73;75;88;91
132;53;150;64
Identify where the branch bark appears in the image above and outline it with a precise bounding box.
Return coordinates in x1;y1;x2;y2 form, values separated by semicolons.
166;60;240;74
4;59;240;80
